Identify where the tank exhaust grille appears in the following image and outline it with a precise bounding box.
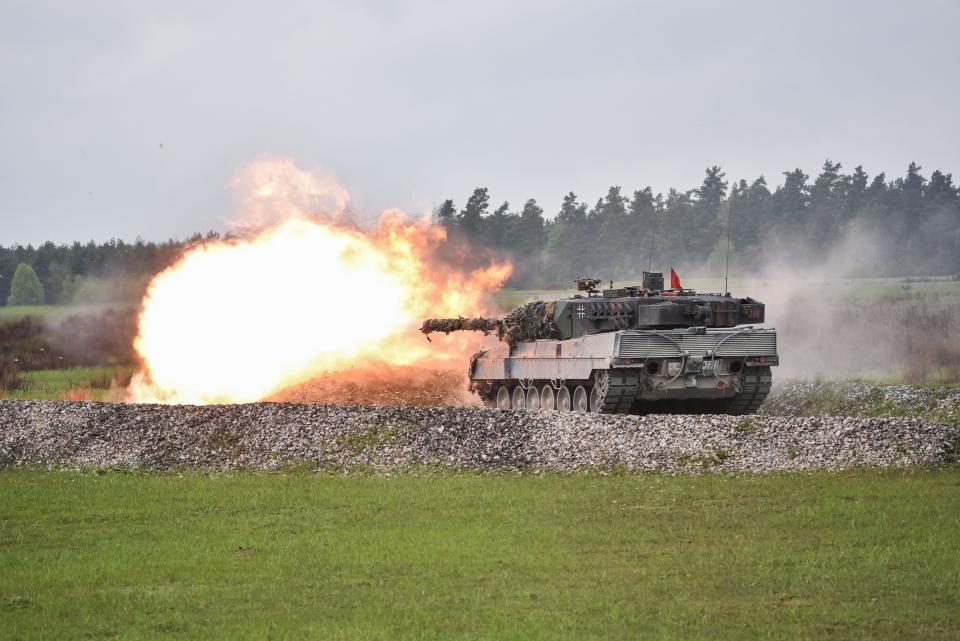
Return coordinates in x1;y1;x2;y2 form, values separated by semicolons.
617;329;777;359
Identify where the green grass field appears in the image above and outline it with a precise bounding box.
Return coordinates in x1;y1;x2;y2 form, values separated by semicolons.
1;468;958;640
0;366;132;401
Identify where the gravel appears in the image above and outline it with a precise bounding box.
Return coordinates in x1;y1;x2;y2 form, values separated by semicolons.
1;400;956;473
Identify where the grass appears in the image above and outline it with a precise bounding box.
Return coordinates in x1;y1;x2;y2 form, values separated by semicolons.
0;305;55;319
763;381;960;426
0;303;134;322
841;369;960;388
1;468;959;640
0;366;132;401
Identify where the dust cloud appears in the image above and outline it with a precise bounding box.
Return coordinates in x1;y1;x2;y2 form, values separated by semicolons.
751;220;960;383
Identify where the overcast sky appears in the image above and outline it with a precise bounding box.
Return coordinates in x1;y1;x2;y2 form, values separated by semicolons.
2;0;958;245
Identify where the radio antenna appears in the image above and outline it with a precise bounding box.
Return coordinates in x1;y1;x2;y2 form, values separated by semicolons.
647;205;659;272
723;204;733;295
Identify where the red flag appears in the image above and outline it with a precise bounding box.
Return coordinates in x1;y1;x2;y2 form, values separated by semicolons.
670;268;682;290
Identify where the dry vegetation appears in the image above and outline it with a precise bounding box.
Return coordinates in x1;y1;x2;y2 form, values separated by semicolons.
903;304;960;383
268;365;475;407
773;285;960;384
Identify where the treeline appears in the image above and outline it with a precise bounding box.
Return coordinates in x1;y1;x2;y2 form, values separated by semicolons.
0;233;223;306
435;161;960;287
3;160;958;304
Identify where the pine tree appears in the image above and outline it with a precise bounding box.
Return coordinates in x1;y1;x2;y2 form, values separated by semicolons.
772;168;809;236
808;159;844;242
516;199;546;254
544;192;589;285
434;199;457;227
627;187;658;271
696;166;728;214
487;201;512;248
926;170;957;205
458;188;490;239
846;165;869;214
659;188;695;266
725;179;749;257
866;172;887;201
690;166;727;256
508;199;547;284
900;162;926;211
920;170;960;274
597;187;631;277
742;176;771;255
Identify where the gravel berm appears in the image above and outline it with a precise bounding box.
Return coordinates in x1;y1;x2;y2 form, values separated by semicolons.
1;400;957;473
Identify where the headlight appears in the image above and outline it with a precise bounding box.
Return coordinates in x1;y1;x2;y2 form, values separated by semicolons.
666;360;682;377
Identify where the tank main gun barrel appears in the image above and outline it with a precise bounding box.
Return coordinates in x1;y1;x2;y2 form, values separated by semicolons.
420;317;504;338
421;302;558;345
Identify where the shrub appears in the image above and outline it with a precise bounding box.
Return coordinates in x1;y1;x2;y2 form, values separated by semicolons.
0;360;20;392
903;305;960;384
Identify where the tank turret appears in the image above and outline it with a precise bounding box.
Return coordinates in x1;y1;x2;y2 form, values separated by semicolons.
422;272;766;344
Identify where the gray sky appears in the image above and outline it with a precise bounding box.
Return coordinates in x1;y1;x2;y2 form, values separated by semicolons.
2;0;958;245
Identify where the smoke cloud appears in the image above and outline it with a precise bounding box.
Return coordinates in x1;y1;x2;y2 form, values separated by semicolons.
753;219;960;383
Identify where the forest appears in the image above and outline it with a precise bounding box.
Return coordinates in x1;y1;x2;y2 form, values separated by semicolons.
436;160;960;287
2;160;958;304
0;233;218;306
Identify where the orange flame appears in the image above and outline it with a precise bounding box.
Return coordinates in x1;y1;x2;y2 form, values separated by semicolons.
128;159;511;404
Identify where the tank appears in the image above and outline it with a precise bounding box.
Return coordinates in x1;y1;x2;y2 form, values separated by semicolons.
421;271;777;414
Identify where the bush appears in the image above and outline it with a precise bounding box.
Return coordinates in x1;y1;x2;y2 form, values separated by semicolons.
0;360;20;392
903;305;960;384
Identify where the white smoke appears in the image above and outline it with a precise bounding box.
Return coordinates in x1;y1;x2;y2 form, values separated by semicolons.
752;219;958;382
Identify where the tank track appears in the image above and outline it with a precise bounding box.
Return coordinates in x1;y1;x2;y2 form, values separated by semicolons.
591;370;641;413
722;366;772;415
475;366;770;415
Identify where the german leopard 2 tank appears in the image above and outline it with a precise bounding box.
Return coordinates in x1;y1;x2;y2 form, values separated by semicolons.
421;272;777;414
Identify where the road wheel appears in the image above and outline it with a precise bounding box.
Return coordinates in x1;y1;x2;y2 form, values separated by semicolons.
557;387;572;412
526;386;541;410
572;385;589;413
540;385;556;411
496;386;511;410
511;386;526;409
589;385;603;413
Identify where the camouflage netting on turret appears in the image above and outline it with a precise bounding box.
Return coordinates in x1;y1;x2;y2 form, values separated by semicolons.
420;317;502;336
420;301;559;345
501;301;557;344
